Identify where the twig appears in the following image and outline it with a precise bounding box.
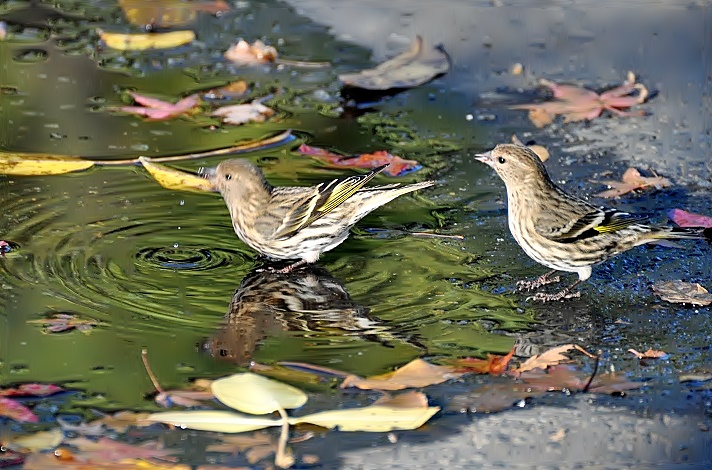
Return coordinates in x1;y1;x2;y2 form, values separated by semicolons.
582;350;602;393
141;349;165;394
274;406;294;468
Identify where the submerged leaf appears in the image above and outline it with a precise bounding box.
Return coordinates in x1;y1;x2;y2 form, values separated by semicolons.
652;280;712;306
297;144;421;176
290;403;439;432
341;358;463;391
98;29;195;51
339;36;449;90
212;373;308;415
0;152;94;175
139;157;215;193
147;410;280;433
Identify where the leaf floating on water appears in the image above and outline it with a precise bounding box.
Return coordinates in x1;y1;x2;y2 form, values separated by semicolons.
110;92;201;121
6;429;63;452
98;29;195;51
297;144;421;176
0;383;64;397
212;373;308;415
224;39;278;65
119;0;229;28
668;208;712;228
514;344;594;374
0;397;38;423
140;157;215;193
147;410;280;433
594;167;672;198
0;152;94;175
652;280;712;306
628;348;668;360
341;358;464;391
339;36;450;90
447;346;516;375
211;100;274;125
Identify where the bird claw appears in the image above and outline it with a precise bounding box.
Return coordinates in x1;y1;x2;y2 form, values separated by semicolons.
526;289;581;303
517;274;560;292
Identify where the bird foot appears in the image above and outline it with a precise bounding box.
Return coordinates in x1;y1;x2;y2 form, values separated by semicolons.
274;260;308;274
517;274;561;292
526;289;581;303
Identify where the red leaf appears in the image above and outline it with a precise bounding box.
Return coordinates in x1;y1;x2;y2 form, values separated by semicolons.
0;397;38;422
297;144;421;177
668;209;712;228
0;383;64;397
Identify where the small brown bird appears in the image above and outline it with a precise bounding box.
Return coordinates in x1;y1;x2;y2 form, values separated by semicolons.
475;144;709;302
206;159;434;272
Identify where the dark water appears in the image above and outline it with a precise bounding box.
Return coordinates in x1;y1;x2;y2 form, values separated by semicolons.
1;0;711;466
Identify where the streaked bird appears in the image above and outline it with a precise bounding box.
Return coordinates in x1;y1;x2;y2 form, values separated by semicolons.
475;144;709;302
206;159;434;272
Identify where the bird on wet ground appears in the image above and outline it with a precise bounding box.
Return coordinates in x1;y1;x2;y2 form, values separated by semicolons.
475;143;710;302
205;159;434;273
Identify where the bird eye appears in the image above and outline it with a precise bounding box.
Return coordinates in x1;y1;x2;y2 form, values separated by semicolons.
497;157;506;164
224;174;232;181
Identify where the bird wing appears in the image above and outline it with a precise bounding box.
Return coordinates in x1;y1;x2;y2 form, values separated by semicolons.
536;207;649;242
269;164;389;240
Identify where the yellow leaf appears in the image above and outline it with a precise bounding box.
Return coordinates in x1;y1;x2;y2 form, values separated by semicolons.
0;153;94;175
139;157;215;193
99;29;195;51
6;428;63;452
212;373;308;415
290;404;440;432
341;358;464;391
147;410;279;433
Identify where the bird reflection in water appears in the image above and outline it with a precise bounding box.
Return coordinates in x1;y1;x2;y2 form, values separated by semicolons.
203;265;404;365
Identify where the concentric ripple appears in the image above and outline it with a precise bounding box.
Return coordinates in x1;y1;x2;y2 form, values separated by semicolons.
0;170;255;332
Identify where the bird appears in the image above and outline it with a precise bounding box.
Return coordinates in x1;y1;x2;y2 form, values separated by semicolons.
205;159;434;273
475;143;710;302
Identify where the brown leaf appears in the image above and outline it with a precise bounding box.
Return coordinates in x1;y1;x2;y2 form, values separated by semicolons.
94;411;153;433
119;0;229;28
527;108;554;128
628;348;668;359
514;344;594;374
297;144;421;177
594;167;671;198
652;280;712;306
520;365;642;395
340;358;464;391
449;383;543;413
372;391;430;408
447;346;516;375
338;36;449;90
203;80;249;99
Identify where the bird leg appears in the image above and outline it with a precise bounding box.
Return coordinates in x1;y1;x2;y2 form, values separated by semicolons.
274;259;309;274
516;270;560;292
526;280;583;303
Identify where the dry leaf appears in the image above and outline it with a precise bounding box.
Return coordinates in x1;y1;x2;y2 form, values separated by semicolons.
0;152;94;175
224;39;277;65
628;348;668;359
512;71;648;126
341;358;464;391
652;280;712;306
668;208;712;228
449;382;542;413
339;36;449;90
520;365;642;395
95;411;153;432
514;344;594;374
211;100;274;125
140;157;215;193
447;346;516;375
594;167;671;198
98;29;195;51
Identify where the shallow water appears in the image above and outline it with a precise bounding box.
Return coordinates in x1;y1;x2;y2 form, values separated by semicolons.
1;0;711;466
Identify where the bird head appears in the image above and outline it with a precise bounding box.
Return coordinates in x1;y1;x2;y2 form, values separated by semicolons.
475;144;550;186
204;159;271;199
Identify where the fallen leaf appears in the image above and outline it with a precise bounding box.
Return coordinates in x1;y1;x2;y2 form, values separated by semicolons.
520;364;642;395
111;92;201;121
98;29;195;51
297;144;421;177
0;152;94;175
339;36;450;90
668;208;712;228
0;383;64;397
628;348;668;360
447;346;516;375
203;80;249;100
511;71;648;127
119;0;229;28
0;397;38;422
341;358;464;391
448;382;542;413
290;401;439;432
26;313;99;333
510;135;549;162
67;437;179;462
6;428;63;452
140;157;215;193
94;411;153;432
212;373;308;415
514;344;594;374
210;100;274;125
147;410;280;433
652;280;712;306
594;167;671;198
224;39;278;65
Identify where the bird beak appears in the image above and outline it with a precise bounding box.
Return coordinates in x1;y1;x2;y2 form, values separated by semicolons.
474;150;493;166
198;166;217;180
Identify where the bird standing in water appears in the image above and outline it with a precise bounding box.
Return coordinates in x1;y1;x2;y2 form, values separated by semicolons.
206;159;434;273
475;144;709;302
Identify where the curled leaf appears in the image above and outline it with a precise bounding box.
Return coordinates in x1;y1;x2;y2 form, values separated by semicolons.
594;167;671;198
0;153;94;175
139;157;215;193
98;29;195;51
339;36;449;90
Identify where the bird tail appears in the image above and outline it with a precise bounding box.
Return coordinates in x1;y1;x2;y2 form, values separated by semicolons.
649;226;712;242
